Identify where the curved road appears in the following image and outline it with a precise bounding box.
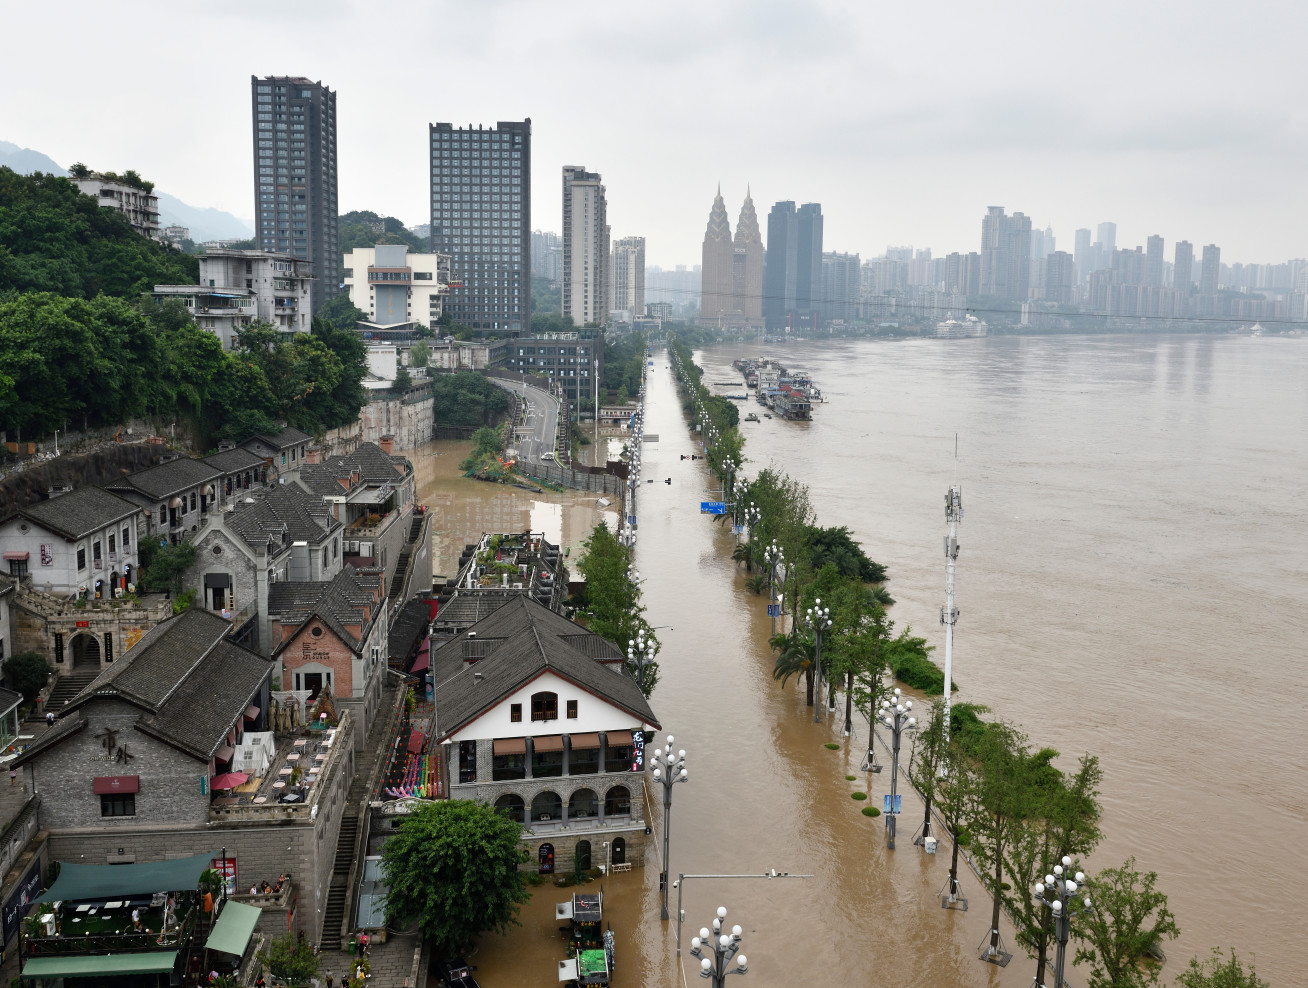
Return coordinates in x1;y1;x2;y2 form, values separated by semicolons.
491;378;560;463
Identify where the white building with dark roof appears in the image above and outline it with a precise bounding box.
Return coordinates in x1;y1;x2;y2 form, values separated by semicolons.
240;427;313;483
0;487;141;596
105;457;223;545
430;596;660;874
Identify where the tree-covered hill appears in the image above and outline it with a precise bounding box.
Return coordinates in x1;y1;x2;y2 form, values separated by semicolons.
0;167;197;296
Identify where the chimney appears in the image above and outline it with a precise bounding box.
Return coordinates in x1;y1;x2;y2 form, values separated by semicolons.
351;470;360;486
305;445;322;465
378;435;395;455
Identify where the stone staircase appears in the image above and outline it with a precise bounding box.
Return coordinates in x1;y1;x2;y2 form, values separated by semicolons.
320;812;359;951
386;513;429;607
46;669;99;711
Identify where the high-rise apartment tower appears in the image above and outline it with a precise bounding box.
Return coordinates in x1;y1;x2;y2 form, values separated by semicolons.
1174;240;1194;292
979;206;1032;301
610;236;645;319
429;120;531;334
251;76;339;314
1200;244;1221;295
562;166;608;327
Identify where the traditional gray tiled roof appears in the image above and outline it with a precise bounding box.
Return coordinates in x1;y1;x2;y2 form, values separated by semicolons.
16;487;140;541
60;609;272;761
245;426;312;451
202;447;266;474
224;485;337;550
388;597;430;661
296;464;360;496
432;596;659;742
297;443;408;497
269;566;383;653
0;687;23;716
12;714;86;768
117;458;221;500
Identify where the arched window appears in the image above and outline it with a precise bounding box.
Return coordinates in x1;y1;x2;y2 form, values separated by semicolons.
531;790;562;823
531;691;558;722
604;785;631;818
574;840;592;872
568;788;598;820
494;793;524;823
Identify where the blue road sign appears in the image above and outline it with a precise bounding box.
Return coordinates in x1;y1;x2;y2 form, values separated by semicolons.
733;525;744;535
767;604;780;617
883;794;902;814
628;515;636;525
700;501;727;514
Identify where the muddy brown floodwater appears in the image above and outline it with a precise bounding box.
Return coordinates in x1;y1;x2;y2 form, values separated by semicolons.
422;335;1308;986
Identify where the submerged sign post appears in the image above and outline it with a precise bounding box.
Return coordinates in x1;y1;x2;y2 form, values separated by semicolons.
700;502;727;515
882;794;902;815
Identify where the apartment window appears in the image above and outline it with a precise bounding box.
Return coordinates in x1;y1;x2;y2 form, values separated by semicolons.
93;541;102;565
567;700;578;719
510;703;522;723
100;793;135;817
108;534;116;554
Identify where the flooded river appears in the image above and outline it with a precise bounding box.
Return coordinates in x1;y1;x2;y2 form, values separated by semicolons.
415;333;1308;986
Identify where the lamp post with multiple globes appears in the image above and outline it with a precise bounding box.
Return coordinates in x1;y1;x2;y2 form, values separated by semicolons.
689;906;748;987
800;600;831;724
649;737;688;921
1033;856;1092;988
878;688;916;848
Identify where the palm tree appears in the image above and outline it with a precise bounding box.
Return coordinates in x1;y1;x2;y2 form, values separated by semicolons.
770;629;816;706
744;574;768;595
731;542;754;571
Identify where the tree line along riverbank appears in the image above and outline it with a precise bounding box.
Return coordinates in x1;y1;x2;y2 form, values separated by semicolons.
665;334;1263;988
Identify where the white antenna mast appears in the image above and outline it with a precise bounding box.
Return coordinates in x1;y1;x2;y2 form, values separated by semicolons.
940;435;962;770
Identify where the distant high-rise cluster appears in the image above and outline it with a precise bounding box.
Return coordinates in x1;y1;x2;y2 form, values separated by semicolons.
250;75;339;314
979;206;1032;301
699;187;765;328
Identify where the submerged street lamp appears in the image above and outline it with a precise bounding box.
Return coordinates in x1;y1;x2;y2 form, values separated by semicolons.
1033;857;1092;988
649;737;688;921
801;600;831;724
878;688;915;848
627;630;658;691
764;542;784;635
689;906;748;987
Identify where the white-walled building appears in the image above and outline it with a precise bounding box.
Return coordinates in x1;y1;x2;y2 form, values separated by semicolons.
70;174;160;239
0;487;141;597
342;244;450;329
432;595;660;874
562;167;609;328
609;236;645;322
152;249;314;347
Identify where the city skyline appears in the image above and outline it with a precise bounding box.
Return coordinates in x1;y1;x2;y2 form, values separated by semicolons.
4;2;1307;270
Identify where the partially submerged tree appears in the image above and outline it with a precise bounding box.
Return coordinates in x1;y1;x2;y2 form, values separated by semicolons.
1175;949;1268;988
1074;857;1179;988
381;800;530;956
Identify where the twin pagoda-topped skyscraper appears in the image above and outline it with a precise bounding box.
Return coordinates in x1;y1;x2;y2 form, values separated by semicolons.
700;186;763;328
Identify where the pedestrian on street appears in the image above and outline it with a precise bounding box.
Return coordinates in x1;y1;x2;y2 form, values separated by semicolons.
8;768;15;787
45;711;54;727
324;971;334;988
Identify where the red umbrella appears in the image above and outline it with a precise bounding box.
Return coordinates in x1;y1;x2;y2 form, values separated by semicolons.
210;772;250;790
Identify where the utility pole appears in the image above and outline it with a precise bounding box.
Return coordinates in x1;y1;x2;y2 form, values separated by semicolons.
940;480;962;759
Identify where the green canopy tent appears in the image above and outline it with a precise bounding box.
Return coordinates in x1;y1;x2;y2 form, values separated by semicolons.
37;852;218;903
206;900;261;957
22;952;178;977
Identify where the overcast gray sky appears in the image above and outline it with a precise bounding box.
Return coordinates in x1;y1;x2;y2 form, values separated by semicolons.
6;0;1307;267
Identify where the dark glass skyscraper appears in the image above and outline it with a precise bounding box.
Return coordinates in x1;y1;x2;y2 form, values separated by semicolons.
429;120;531;335
763;201;823;329
250;76;339;313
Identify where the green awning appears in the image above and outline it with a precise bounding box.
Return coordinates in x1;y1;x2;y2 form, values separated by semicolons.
206;900;261;956
37;851;218;903
22;951;178;977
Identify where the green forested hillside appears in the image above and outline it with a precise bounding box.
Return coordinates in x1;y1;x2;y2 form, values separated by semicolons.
0;168;367;445
0;167;197;296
